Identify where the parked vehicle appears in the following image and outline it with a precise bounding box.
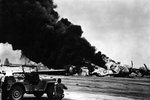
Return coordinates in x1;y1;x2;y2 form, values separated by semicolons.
0;65;56;100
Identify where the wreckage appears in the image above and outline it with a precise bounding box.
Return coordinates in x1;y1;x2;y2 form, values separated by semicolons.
139;64;150;77
130;64;150;77
65;59;150;78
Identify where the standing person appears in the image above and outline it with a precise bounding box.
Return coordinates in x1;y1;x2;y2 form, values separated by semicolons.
54;78;67;100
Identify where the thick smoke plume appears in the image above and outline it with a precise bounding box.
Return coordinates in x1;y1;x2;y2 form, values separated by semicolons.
0;0;106;69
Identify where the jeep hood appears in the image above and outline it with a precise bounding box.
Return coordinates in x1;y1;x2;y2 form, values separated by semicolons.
39;75;56;82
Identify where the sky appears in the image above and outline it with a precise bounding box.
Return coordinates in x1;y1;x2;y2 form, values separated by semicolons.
0;0;150;68
54;0;150;68
0;43;22;64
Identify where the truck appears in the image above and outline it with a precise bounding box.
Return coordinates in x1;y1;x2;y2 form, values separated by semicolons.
0;64;56;100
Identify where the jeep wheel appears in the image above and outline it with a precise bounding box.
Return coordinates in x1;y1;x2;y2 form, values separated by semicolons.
9;86;24;100
2;88;8;100
33;92;44;98
2;83;8;100
46;84;54;100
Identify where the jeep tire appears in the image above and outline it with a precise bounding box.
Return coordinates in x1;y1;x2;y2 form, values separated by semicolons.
2;88;8;100
33;91;44;98
9;85;24;100
46;84;54;100
2;83;8;100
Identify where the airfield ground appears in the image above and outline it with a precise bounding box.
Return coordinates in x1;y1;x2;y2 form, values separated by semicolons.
1;75;150;100
52;75;150;100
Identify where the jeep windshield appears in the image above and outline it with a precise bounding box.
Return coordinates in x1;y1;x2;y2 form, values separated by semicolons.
22;65;38;73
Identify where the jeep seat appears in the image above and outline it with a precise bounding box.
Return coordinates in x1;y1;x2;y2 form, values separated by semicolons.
25;72;40;85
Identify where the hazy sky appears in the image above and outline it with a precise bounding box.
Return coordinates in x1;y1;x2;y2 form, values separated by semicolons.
55;0;150;68
0;43;22;64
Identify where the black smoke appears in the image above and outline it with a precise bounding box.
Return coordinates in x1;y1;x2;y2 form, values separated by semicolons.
0;0;106;69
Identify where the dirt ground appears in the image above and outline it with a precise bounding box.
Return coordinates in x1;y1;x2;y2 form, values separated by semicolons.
51;75;150;100
1;75;150;100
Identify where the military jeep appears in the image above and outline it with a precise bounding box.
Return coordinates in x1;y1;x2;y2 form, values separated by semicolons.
1;65;56;100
